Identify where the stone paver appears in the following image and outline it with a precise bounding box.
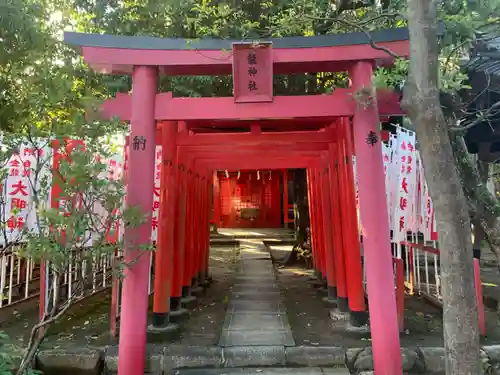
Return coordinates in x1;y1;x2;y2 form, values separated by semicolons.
219;242;295;347
175;368;349;374
219;330;294;346
226;300;286;313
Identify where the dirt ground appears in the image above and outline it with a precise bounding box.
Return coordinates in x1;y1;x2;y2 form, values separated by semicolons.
175;246;238;346
276;261;500;348
0;246;238;351
3;238;500;353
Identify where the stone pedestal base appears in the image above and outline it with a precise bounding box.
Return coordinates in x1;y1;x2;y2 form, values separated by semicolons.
191;286;205;297
203;275;214;286
337;297;349;312
322;296;338;307
146;323;181;342
181;295;198;309
169;308;189;323
306;279;324;288
316;287;328;295
350;310;369;327
344;322;370;333
329;308;351;322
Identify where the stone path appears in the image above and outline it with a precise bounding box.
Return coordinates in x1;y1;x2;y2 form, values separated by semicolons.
176;368;350;374
219;240;295;347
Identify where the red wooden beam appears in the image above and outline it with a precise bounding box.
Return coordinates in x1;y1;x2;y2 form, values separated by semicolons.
81;40;409;76
199;159;321;170
175;130;334;146
189;154;323;170
180;143;329;152
182;149;322;159
101;89;403;122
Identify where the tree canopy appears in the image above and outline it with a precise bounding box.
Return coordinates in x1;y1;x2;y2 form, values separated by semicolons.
1;1;500;375
2;0;499;131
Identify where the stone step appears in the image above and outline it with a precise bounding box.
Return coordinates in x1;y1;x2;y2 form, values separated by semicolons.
218;241;294;347
227;300;286;313
231;292;283;301
174;369;349;375
231;284;279;293
222;312;292;331
232;280;277;287
219;329;295;347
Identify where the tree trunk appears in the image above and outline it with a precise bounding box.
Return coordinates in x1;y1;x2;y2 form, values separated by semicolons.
401;1;482;374
451;135;500;269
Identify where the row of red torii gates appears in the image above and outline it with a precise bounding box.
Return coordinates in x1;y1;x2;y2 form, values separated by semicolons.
66;27;411;375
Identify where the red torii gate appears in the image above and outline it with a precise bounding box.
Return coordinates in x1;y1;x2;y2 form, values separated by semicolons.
65;27;409;375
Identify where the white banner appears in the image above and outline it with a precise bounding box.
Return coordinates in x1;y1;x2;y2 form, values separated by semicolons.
151;146;162;242
382;141;391;223
352;155;361;235
415;152;436;242
1;142;52;245
387;134;399;229
392;128;417;242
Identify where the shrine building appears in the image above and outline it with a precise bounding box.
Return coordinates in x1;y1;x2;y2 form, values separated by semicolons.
65;27;410;375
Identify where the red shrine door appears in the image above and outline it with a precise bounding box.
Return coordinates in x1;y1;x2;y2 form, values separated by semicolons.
217;170;281;228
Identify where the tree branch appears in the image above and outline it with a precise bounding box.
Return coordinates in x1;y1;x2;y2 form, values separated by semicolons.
302;14;400;59
451;100;500;131
16;276;82;375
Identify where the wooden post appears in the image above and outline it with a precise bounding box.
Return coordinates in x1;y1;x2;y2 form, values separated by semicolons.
213;172;221;227
320;163;339;302
313;168;327;283
283;170;289;228
191;171;202;286
170;124;188;319
337;120;366;315
196;173;205;282
350;61;402;375
306;169;319;277
202;172;212;283
117;66;157;375
151;121;177;327
182;162;195;298
327;142;348;310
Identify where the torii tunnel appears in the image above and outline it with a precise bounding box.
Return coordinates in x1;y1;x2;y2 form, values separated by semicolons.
65;27;410;375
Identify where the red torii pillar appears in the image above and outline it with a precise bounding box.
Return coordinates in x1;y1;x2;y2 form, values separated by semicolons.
213;172;221;227
117;66;157;375
181;161;196;302
201;171;212;284
179;158;199;308
199;170;212;285
188;159;213;289
350;61;401;374
170;123;189;322
321;162;342;303
315;167;328;288
306;169;322;281
283;170;289;228
192;172;202;288
311;168;326;283
189;169;206;294
337;119;366;323
149;121;181;337
326;140;348;310
307;169;321;281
